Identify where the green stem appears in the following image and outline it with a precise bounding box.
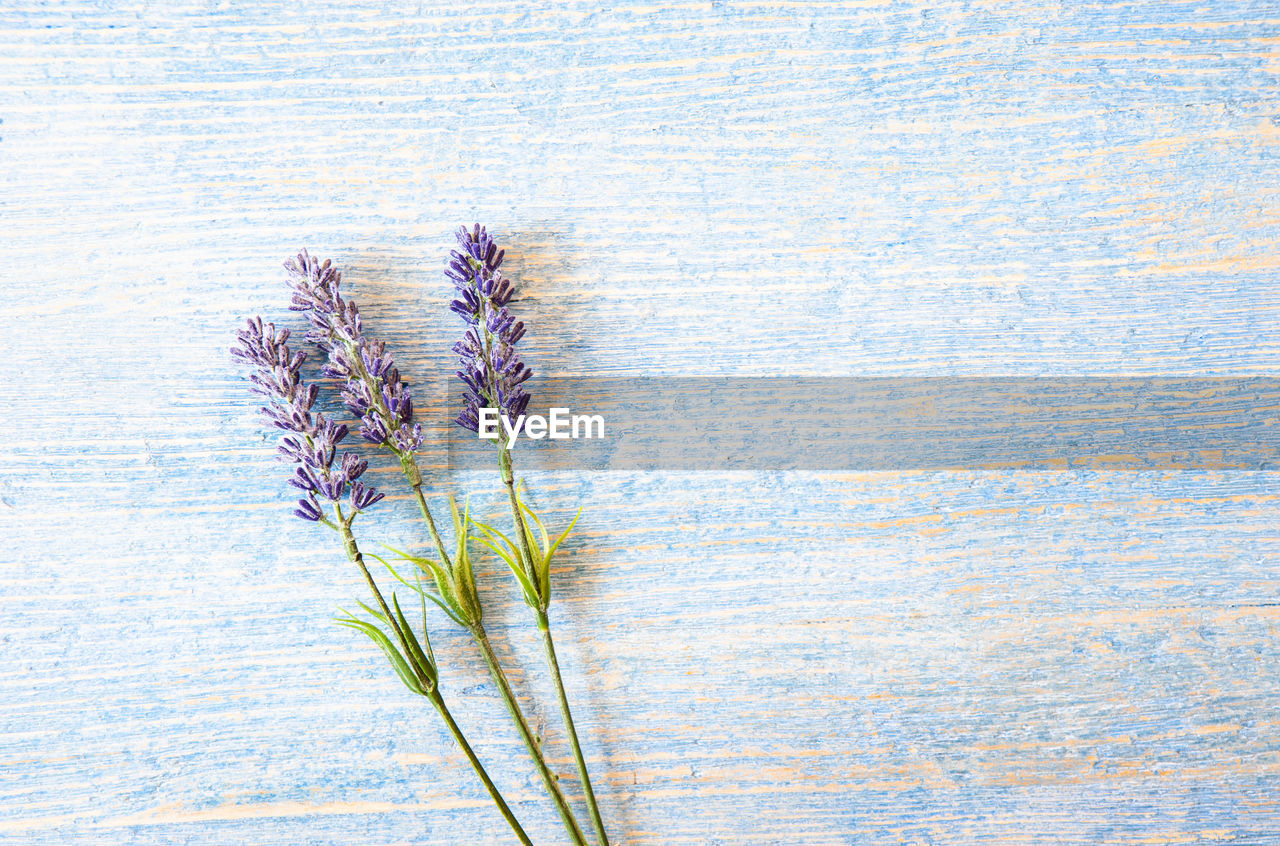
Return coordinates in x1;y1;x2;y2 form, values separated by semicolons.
538;614;609;846
471;623;590;846
535;614;604;844
335;505;412;663
429;689;533;846
397;451;582;838
500;449;609;844
336;508;531;842
499;448;540;589
401;455;454;569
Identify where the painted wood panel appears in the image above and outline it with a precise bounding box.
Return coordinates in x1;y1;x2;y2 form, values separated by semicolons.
2;1;1279;843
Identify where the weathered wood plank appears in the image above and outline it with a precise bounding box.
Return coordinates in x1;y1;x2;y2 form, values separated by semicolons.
3;1;1280;843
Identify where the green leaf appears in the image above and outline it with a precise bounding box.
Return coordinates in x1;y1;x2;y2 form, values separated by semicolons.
545;504;584;566
382;557;432;597
515;504;538;567
470;519;540;608
513;495;552;601
422;589;468;627
381;543;434;566
392;593;436;686
434;569;466;623
355;599;388;625
371;560;466;627
364;552;393;571
516;485;551;554
334;615;425;696
512;488;585;608
381;544;450;590
451;497;470;582
469;518;521;563
449;494;464;544
416;573;438;668
508;555;542;608
471;530;518;569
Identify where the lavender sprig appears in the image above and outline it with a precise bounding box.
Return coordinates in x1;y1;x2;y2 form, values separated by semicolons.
283;251;423;455
230;317;384;522
446;225;611;846
231;313;532;846
282;249;473;613
448;225;532;432
284;250;591;846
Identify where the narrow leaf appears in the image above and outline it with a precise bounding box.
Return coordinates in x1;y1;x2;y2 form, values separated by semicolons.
545;504;584;565
516;487;551;554
422;589;468;627
336;616;424;696
472;531;539;607
416;573;438;668
449;494;464;543
471;532;518;569
383;558;434;596
355;599;388;624
381;544;444;570
470;518;521;563
392;593;436;684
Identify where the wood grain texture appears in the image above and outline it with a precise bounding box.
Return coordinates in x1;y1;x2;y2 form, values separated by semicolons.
3;1;1280;843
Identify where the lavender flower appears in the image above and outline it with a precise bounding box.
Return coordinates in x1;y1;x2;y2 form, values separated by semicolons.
283;250;423;454
444;227;610;845
447;225;532;432
231;317;384;521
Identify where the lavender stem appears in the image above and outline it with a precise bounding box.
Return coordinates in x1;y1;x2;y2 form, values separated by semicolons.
471;624;591;846
428;689;534;846
444;223;610;846
537;614;609;846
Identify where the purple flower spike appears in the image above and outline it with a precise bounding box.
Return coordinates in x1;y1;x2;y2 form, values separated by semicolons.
446;225;532;433
284;249;423;456
294;495;324;522
233;314;384;522
349;481;385;511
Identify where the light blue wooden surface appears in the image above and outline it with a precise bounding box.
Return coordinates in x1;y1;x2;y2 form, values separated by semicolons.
3;1;1280;843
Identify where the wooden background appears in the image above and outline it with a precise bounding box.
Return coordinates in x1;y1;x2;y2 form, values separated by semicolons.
3;1;1280;843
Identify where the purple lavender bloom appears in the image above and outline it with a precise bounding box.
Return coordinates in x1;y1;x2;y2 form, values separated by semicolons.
447;225;532;433
283;250;423;454
231;316;383;521
349;481;385;511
